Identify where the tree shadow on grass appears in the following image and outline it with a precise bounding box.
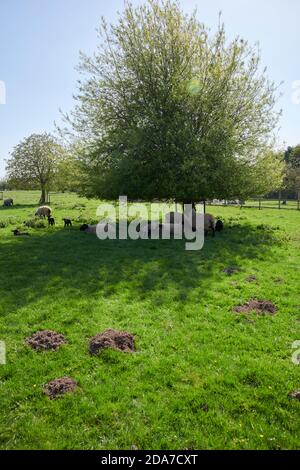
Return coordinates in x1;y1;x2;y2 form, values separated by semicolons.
0;223;279;314
0;204;39;211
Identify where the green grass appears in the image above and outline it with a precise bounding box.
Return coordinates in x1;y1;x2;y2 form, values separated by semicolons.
0;191;299;450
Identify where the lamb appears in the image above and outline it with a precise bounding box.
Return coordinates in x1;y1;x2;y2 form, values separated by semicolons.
12;229;29;236
35;206;52;218
63;218;72;228
3;198;13;207
47;216;55;226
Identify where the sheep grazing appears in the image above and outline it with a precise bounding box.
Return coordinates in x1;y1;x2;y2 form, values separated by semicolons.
35;206;52;218
215;219;224;232
63;218;72;228
12;229;29;237
204;213;216;236
204;213;224;236
3;198;13;207
47;216;55;226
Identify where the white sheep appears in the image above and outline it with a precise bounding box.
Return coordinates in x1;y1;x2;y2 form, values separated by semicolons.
35;206;52;218
165;211;223;236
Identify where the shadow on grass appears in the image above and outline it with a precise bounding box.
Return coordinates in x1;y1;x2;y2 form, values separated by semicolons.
0;223;279;312
0;204;39;211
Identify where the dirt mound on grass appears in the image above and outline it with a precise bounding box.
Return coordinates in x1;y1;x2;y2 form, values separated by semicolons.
43;377;77;399
234;299;276;315
246;275;257;283
289;391;300;401
89;329;135;355
223;266;240;276
26;330;66;351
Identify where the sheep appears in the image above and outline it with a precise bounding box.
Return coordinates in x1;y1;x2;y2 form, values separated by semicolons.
80;223;93;232
47;216;55;226
215;219;224;232
12;229;29;236
165;211;223;237
139;221;182;238
3;198;13;207
63;218;72;228
80;223;110;234
35;206;52;218
204;213;224;236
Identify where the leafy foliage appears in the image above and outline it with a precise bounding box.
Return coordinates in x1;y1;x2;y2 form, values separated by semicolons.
65;0;281;201
283;145;300;196
6;133;65;203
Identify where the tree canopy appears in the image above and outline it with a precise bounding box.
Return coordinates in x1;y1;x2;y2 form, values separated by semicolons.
6;133;65;203
283;144;300;197
65;0;282;202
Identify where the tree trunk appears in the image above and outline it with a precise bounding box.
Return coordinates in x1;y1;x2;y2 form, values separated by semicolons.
39;187;47;204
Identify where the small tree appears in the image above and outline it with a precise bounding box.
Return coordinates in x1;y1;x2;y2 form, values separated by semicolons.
6;133;65;203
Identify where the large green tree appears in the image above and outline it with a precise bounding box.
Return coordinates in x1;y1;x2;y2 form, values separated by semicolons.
284;145;300;198
65;0;282;202
6;133;65;203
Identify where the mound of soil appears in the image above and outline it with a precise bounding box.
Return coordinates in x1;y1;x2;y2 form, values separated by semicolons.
246;275;257;283
223;266;240;276
43;377;77;399
26;330;66;351
289;391;300;401
234;299;276;315
89;329;135;355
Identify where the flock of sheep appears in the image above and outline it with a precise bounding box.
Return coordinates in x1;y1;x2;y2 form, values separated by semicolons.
9;204;72;236
34;206;72;228
79;211;224;237
4;199;224;238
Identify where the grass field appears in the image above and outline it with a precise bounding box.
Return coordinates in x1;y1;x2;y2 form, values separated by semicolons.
0;190;299;450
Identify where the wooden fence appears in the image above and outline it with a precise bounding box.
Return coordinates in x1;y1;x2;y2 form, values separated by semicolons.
206;198;300;211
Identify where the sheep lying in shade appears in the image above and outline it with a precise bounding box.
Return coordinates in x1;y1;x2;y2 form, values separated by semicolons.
12;229;29;236
3;198;13;207
80;223;110;234
35;206;52;218
165;211;223;237
139;221;182;238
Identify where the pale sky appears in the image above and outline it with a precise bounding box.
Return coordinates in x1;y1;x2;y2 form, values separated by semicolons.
0;0;299;177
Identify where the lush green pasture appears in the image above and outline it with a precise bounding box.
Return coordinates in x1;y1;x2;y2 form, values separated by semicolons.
0;191;299;450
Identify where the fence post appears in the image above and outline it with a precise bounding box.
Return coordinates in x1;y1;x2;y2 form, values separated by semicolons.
259;198;261;210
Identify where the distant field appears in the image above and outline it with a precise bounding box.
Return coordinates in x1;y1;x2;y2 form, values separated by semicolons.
0;191;299;450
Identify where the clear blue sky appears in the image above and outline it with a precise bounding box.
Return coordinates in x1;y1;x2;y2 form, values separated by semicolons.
0;0;300;177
